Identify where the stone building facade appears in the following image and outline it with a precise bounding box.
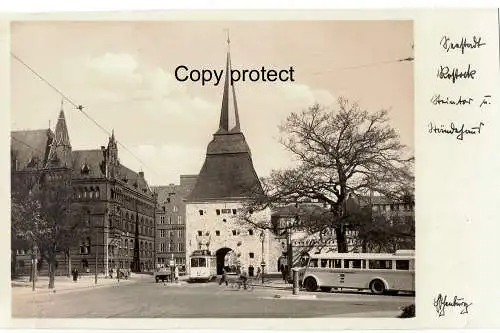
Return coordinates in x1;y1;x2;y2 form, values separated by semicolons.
153;175;197;271
11;107;155;277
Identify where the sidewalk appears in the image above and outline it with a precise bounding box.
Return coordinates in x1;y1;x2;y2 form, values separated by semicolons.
11;274;135;296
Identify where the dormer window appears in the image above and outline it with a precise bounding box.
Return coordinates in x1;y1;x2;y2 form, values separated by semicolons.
81;163;90;175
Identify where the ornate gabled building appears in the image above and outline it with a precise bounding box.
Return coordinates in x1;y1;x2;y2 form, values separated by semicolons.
11;104;156;277
185;42;282;276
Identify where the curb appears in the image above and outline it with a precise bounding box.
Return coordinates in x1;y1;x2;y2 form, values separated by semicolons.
12;280;136;297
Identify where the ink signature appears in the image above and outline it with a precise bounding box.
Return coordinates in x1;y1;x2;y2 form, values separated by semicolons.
434;293;473;317
428;121;484;141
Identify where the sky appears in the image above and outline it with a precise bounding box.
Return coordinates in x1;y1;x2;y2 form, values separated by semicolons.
10;20;414;186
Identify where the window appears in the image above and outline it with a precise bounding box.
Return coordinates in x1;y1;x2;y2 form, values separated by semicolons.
199;210;204;216
232;209;237;215
169;231;174;238
329;259;342;268
177;216;182;224
308;259;318;268
191;258;198;267
159;230;166;238
249;252;254;259
198;231;202;236
178;243;183;252
320;259;328;268
160;243;166;252
396;260;410;270
232;230;237;236
344;259;362;269
173;206;178;212
216;209;221;215
368;260;393;270
178;230;184;238
221;209;231;214
215;230;220;236
248;229;253;236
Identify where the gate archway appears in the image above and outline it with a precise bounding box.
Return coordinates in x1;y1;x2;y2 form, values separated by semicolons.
215;247;233;275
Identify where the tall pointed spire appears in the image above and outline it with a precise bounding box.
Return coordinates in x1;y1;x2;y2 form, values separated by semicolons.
216;30;240;134
186;35;263;202
46;98;72;168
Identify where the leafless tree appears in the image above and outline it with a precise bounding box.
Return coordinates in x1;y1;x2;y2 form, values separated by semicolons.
240;97;414;253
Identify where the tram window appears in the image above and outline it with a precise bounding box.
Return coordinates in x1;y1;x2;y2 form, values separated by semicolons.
308;259;318;268
191;258;198;267
199;258;206;267
320;259;328;268
396;260;410;270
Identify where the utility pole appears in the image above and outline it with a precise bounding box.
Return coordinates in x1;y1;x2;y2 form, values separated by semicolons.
94;213;98;284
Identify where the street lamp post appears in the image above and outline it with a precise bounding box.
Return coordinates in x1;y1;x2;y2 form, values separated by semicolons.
260;231;265;285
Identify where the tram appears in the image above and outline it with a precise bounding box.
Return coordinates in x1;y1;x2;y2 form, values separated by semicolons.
188;249;217;282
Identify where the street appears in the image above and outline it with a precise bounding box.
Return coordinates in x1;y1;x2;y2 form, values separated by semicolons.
12;278;414;318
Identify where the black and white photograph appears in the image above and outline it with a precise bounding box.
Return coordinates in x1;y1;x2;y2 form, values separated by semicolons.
10;20;415;319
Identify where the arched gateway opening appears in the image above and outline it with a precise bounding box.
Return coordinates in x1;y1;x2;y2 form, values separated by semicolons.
215;247;233;275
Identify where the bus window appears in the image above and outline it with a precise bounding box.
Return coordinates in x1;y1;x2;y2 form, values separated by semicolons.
344;259;362;269
308;259;318;268
396;260;410;270
368;260;392;270
191;258;198;267
199;258;206;267
320;259;328;268
329;259;342;269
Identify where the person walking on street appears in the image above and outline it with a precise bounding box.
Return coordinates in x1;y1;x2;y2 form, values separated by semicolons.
174;265;179;283
219;267;229;286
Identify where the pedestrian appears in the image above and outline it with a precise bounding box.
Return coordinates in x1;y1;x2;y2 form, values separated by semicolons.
284;265;289;283
174;265;179;283
281;265;286;282
219;267;228;286
239;266;248;289
117;267;121;282
72;268;78;282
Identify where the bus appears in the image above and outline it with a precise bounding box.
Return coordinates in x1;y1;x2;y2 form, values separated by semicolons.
301;250;415;295
188;250;217;282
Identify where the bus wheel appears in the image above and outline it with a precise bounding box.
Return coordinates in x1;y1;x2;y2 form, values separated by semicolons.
370;279;386;295
320;287;332;292
304;277;318;292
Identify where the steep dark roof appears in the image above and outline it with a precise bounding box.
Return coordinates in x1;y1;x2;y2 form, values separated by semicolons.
186;152;262;202
71;149;153;196
119;165;153;195
71;149;105;178
11;129;52;170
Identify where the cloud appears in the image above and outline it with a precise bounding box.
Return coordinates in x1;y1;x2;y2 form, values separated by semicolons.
276;83;336;108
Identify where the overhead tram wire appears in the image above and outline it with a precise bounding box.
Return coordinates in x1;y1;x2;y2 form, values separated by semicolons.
10;52;162;180
308;56;414;76
11;136;47;156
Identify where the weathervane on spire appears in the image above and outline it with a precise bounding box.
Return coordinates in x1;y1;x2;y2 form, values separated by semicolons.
224;28;230;51
60;97;64;111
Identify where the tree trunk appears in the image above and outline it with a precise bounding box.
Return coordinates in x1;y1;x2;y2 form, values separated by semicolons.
334;226;348;253
48;251;56;289
11;250;17;279
66;249;72;278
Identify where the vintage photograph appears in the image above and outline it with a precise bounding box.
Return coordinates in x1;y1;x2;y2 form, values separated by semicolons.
10;20;415;318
